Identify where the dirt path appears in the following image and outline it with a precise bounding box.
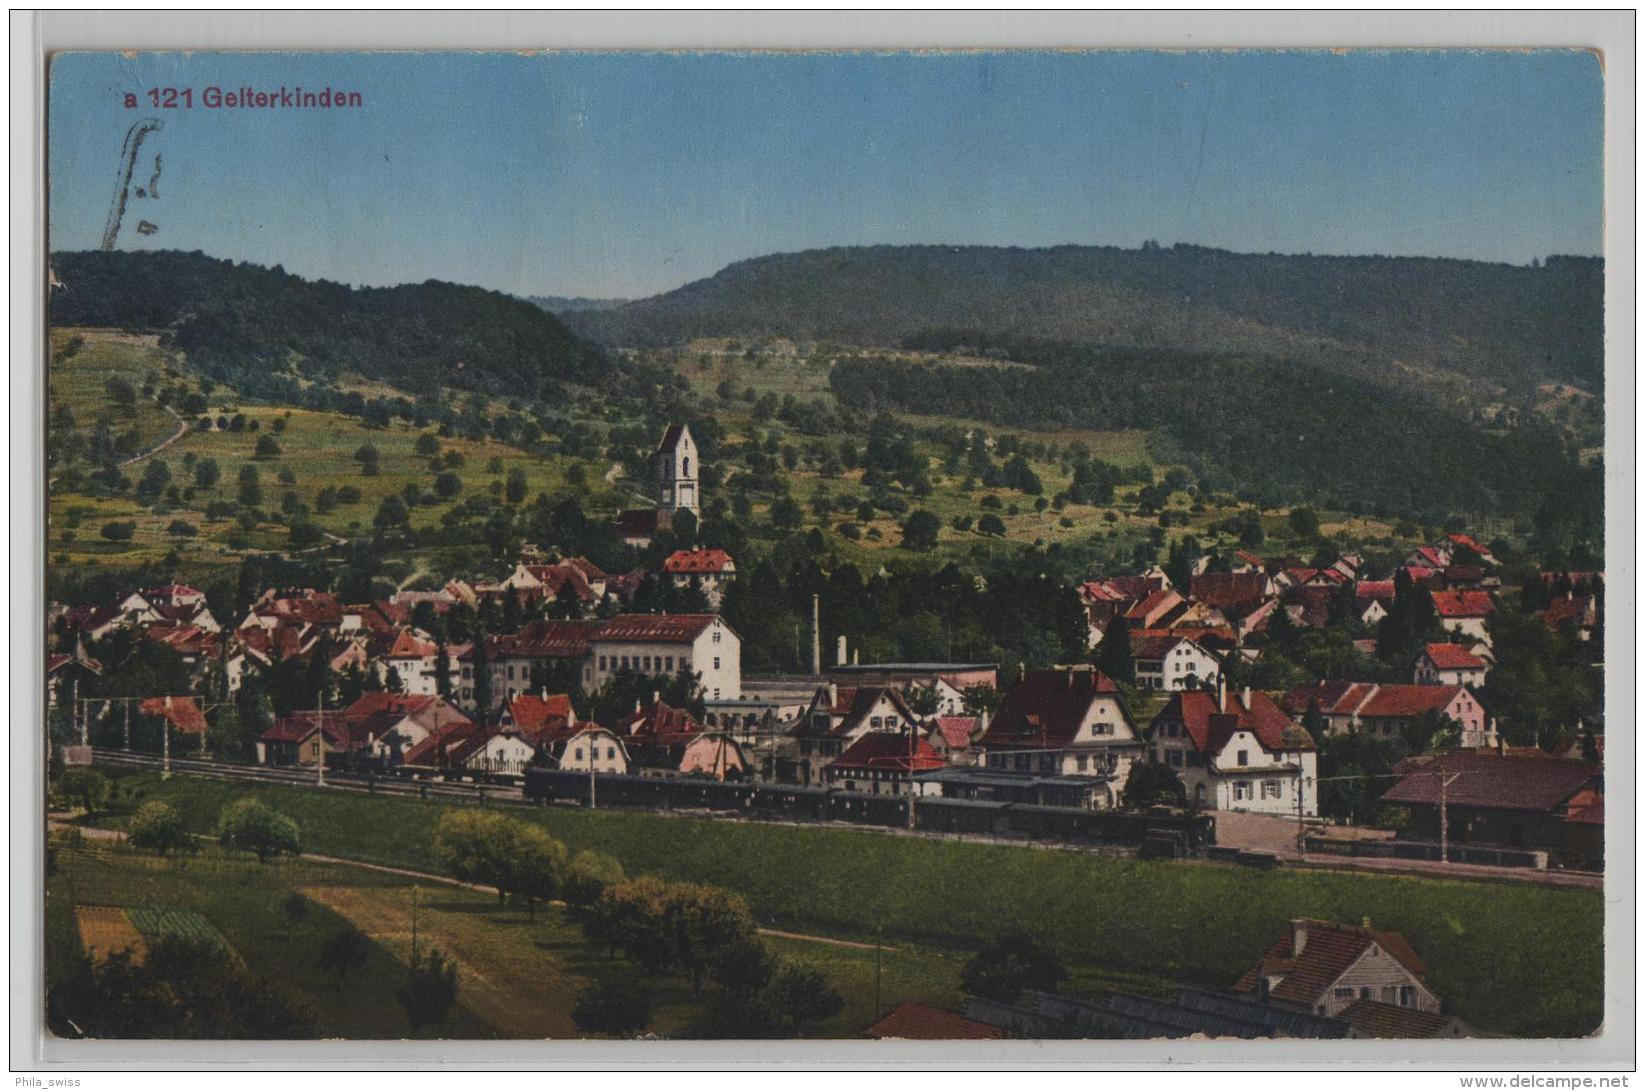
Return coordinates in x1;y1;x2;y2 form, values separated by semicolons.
119;399;188;467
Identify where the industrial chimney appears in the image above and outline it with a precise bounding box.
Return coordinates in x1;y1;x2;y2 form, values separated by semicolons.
811;595;822;675
836;635;848;667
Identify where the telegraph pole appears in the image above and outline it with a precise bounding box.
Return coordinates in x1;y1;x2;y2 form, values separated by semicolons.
123;698;131;751
316;693;326;788
1439;772;1460;863
161;704;171;779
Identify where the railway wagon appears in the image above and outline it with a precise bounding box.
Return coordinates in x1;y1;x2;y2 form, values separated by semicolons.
913;797;1014;836
749;783;834;821
828;790;909;828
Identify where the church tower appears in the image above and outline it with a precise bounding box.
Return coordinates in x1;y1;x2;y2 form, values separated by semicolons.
656;423;699;516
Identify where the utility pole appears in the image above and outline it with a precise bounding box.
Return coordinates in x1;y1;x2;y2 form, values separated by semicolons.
1439;772;1460;864
873;921;883;1020
161;703;171;779
587;729;596;810
411;884;420;963
123;698;131;751
811;594;821;676
316;693;326;788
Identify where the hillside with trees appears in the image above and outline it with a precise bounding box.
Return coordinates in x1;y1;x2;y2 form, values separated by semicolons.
49;250;613;397
564;243;1604;400
829;339;1602;558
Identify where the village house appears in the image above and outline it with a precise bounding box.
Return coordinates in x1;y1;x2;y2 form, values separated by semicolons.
45;650;101;709
1282;681;1495;750
1076;575;1169;648
610;697;750;779
1543;590;1602;644
789;685;922;787
1380;750;1603;869
1413;642;1490;688
501;556;608;613
1132;633;1222;692
1430;590;1496;645
825;730;945;795
662;548;737;609
587;613;741;700
380;629;454;697
549;725;631;775
925;714;981;765
825;651;997;714
975;668;1145;809
1353;580;1396;627
1148;688;1318;816
1233;919;1443;1021
143;624;245;693
484;620;600;709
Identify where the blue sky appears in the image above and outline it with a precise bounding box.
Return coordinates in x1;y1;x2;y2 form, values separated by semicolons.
48;49;1603;298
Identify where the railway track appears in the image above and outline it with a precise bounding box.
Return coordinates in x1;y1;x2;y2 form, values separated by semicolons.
90;749;523;805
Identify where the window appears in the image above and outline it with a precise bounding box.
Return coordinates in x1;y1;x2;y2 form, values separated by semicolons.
1234;781;1252;801
665;657;674;671
606;747;616;760
507;666;516;680
1334;987;1355;1000
1398;985;1415;1007
1167;750;1183;768
1359;987;1372;1000
713;656;721;670
1076;755;1088;771
713;630;721;644
572;748;583;761
1262;780;1281;799
1094;721;1112;736
598;656;607;671
1237;750;1249;766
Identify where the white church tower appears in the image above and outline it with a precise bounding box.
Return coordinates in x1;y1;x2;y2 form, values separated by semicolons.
656;423;699;516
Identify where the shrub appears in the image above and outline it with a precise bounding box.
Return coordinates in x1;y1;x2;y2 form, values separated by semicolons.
99;521;137;542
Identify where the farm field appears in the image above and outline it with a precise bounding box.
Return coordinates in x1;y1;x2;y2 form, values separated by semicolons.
91;771;1603;1038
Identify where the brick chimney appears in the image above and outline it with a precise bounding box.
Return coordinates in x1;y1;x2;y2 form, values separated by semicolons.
1291;919;1310;957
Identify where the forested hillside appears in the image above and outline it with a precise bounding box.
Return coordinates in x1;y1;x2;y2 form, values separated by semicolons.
49;250;612;397
566;243;1604;395
830;340;1603;559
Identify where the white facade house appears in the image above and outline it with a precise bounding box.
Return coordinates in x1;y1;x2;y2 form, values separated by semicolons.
1150;689;1319;817
588;613;741;700
553;726;630;774
976;669;1147;809
1133;634;1223;692
1413;643;1490;689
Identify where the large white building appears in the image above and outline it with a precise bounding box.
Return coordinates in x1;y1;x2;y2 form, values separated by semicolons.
587;613;741;700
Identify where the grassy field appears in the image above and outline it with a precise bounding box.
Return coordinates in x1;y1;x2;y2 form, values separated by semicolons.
89;772;1603;1038
47;823;966;1040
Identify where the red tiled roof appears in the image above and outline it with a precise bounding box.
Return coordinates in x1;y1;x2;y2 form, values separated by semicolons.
979;668;1124;750
931;716;979;749
864;1003;1004;1040
1357;685;1467;719
1422;643;1486;671
492;619;599;660
504;693;577;731
1233;920;1426;1007
1542;596;1596;630
829;731;945;775
1124;588;1182;622
1430;590;1494;618
1381;752;1600;813
1189;572;1269;613
1282;681;1375;718
593;613;721;644
139;696;207;735
385;630;439;659
402;720;484;766
1154;689;1311;754
260;710;348;746
1338;1000;1459;1039
663;548;735;575
616;699;702;744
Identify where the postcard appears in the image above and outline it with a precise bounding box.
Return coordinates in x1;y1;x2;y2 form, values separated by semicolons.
36;44;1612;1056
